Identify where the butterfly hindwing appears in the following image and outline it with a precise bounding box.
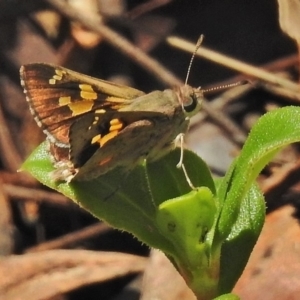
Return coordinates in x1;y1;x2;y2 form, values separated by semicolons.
68;111;174;180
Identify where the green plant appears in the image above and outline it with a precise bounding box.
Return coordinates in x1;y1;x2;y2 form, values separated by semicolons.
22;106;300;299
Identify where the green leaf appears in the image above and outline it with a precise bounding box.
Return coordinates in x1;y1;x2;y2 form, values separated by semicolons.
22;143;220;298
211;106;300;293
213;293;240;300
22;143;216;253
217;106;300;239
22;106;300;299
156;187;217;294
218;183;265;293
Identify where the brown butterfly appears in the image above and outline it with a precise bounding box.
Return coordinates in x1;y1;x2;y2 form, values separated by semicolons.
20;63;203;182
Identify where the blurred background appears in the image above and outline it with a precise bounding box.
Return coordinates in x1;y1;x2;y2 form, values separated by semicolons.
0;0;299;299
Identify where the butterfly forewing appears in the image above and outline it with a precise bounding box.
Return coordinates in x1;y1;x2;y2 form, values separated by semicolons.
20;63;145;145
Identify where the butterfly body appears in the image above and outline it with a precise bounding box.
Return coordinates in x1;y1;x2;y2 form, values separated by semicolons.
20;63;203;181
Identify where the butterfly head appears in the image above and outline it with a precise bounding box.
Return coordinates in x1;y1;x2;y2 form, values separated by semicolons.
173;35;205;118
177;85;203;118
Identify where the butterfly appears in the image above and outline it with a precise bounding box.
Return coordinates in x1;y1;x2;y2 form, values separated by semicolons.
20;63;203;182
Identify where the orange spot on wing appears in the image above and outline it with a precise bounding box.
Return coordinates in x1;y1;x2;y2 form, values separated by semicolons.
109;118;123;131
99;130;118;147
69;101;94;115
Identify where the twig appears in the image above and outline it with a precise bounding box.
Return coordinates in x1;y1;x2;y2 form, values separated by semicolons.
0;171;37;186
203;54;299;92
190;83;253;128
168;36;300;93
46;0;182;87
262;82;300;103
127;0;172;19
0;101;22;172
26;222;111;252
208;83;253;110
201;101;247;147
4;184;71;207
261;158;300;211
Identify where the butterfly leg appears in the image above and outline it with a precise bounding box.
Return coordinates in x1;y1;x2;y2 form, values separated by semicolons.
175;133;196;189
175;133;184;169
181;163;196;190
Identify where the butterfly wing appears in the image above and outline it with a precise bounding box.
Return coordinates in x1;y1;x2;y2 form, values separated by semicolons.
21;63;190;182
68;111;176;180
20;63;145;146
70;112;178;180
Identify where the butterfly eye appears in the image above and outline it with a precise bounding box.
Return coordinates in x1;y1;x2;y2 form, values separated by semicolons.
183;93;198;113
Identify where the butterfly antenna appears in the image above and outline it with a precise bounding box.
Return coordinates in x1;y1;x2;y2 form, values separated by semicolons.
202;80;249;94
184;34;204;86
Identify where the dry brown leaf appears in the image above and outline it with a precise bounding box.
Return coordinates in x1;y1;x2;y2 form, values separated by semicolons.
278;0;300;42
234;205;300;299
0;249;147;300
277;0;300;78
0;181;14;255
141;250;196;300
69;0;103;48
32;10;62;39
